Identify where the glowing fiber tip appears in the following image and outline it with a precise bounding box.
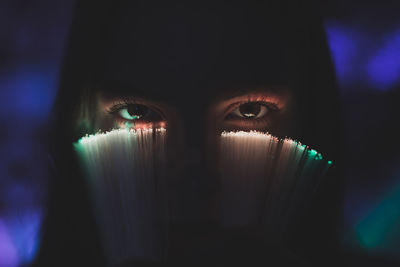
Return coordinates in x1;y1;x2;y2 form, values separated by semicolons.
75;127;166;145
72;126;167;264
221;130;331;164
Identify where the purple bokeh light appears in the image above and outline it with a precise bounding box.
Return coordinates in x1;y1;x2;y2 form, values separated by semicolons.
325;20;400;91
325;21;364;88
0;219;19;267
4;210;43;265
0;66;58;122
367;28;400;91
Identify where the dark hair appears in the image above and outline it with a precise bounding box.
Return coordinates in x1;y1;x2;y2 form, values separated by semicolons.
34;1;342;266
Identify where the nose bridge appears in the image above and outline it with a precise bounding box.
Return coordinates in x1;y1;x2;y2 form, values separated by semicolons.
167;100;220;222
178;146;218;223
177;93;208;165
181;106;213;192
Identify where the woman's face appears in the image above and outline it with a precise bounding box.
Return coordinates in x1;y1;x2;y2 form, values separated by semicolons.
67;4;353;265
92;84;294;224
75;3;300;256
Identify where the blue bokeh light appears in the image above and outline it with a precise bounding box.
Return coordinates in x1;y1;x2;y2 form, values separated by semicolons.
325;20;400;91
0;219;19;267
325;21;364;88
0;66;58;122
5;210;43;265
367;28;400;91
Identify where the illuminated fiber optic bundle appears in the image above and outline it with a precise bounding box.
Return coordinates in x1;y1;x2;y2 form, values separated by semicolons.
219;131;332;238
74;128;167;266
73;128;332;264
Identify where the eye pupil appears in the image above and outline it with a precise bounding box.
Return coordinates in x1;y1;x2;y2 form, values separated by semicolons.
127;104;148;118
239;103;261;118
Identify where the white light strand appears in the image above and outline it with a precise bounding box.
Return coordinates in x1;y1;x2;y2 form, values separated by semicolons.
219;131;331;239
74;128;167;267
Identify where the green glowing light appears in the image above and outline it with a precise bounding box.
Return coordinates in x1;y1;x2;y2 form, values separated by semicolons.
308;149;318;159
328;160;332;165
355;180;400;250
124;121;134;129
119;109;140;120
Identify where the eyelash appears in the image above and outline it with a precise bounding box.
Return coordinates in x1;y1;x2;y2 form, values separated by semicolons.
106;100;139;115
106;97;279;128
226;99;279;116
106;100;165;124
223;98;280;128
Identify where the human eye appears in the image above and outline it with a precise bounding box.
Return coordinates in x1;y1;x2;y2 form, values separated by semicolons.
230;102;271;119
223;99;279;130
106;101;165;128
214;89;290;133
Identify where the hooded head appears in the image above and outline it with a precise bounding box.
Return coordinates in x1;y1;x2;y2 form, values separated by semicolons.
35;1;342;266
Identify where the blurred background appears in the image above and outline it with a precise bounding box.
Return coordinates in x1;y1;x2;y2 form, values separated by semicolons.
0;0;399;266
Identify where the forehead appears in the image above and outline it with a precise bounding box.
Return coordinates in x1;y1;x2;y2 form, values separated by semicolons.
97;3;290;104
